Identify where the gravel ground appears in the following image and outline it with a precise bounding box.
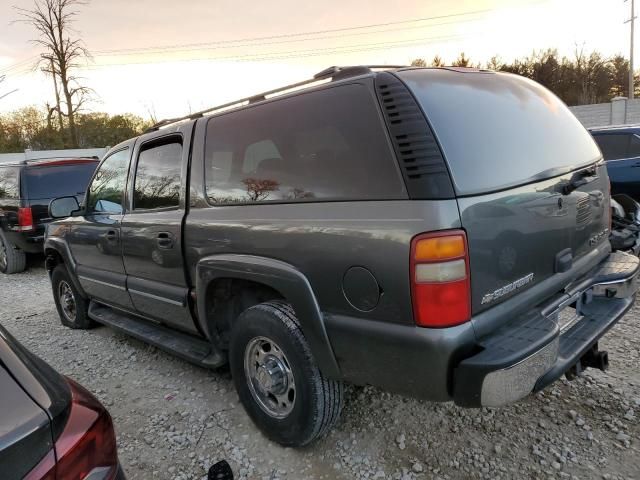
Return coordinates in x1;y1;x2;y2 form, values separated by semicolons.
2;262;640;480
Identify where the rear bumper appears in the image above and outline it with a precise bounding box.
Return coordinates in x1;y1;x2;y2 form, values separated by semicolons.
453;251;639;407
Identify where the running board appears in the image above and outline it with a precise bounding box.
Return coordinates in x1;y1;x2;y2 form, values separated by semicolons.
88;301;226;369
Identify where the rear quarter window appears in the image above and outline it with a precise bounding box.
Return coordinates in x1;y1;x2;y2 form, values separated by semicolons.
397;69;602;195
204;83;407;204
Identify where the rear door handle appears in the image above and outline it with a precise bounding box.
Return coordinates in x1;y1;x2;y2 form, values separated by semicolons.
156;232;174;249
105;230;118;242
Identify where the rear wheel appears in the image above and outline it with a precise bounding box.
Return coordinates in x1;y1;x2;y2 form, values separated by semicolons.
229;301;344;447
0;230;26;274
52;265;94;329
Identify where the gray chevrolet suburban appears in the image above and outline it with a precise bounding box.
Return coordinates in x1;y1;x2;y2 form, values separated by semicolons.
44;66;639;447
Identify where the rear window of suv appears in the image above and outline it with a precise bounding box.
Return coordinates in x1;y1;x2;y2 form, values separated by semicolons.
22;161;98;200
396;69;602;196
204;84;407;204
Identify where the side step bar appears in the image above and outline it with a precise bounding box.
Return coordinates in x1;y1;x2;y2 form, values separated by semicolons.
88;301;226;369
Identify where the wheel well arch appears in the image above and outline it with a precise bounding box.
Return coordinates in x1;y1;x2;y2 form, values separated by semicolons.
44;247;64;272
202;277;284;348
195;254;341;378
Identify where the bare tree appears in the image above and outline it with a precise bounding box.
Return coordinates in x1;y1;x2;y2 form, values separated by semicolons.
15;0;91;147
242;178;280;202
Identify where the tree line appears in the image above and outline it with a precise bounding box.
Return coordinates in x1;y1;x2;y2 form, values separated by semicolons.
411;49;635;106
0;108;151;153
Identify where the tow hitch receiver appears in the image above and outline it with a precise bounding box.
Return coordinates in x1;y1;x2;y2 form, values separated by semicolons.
565;343;609;380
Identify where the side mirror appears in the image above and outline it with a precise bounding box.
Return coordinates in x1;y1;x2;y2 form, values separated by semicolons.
49;196;81;219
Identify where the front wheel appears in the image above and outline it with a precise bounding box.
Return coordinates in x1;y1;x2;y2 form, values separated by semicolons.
229;301;344;447
51;265;94;329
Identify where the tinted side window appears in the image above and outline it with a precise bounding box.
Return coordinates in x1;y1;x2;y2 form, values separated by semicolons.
205;84;405;204
0;167;20;199
134;141;182;210
593;134;630;161
87;148;129;214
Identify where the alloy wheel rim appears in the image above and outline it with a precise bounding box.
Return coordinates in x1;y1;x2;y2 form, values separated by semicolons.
244;336;296;419
58;281;77;322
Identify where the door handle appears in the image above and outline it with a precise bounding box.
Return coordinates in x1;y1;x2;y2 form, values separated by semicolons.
156;232;174;249
105;230;118;242
632;162;640;168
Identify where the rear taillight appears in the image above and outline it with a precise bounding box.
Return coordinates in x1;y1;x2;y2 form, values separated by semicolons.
410;230;471;328
56;378;119;480
25;378;119;480
17;207;34;232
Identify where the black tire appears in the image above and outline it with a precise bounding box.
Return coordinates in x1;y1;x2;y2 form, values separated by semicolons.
51;264;94;329
229;301;344;447
0;230;26;274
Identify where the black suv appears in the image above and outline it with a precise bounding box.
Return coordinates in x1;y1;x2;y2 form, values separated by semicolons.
45;66;639;447
0;157;98;274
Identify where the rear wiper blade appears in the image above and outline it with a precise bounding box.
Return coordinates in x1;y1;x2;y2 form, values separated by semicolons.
562;166;598;195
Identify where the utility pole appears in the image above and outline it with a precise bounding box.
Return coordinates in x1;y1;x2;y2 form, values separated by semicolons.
626;0;637;98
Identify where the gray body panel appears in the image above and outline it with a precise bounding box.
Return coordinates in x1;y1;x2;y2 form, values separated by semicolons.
68;140;137;310
184;200;461;326
121;124;195;333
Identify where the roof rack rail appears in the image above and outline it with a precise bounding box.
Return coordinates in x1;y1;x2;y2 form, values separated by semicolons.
144;65;407;133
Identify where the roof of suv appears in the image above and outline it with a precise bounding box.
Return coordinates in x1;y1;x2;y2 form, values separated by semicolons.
0;157;99;168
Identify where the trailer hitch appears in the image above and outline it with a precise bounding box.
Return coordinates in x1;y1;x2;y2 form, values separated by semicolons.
565;343;609;381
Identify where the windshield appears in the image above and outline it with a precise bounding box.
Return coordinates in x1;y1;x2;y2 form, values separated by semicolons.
22;162;98;199
396;69;602;196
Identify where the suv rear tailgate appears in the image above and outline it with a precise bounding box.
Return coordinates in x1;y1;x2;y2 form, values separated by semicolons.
458;166;609;315
396;68;608;316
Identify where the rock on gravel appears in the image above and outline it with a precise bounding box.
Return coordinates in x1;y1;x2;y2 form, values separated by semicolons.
2;265;640;479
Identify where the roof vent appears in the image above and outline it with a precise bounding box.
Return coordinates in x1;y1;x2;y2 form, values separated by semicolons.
375;72;454;199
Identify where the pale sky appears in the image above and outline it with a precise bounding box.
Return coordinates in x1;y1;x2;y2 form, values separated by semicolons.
0;0;633;119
